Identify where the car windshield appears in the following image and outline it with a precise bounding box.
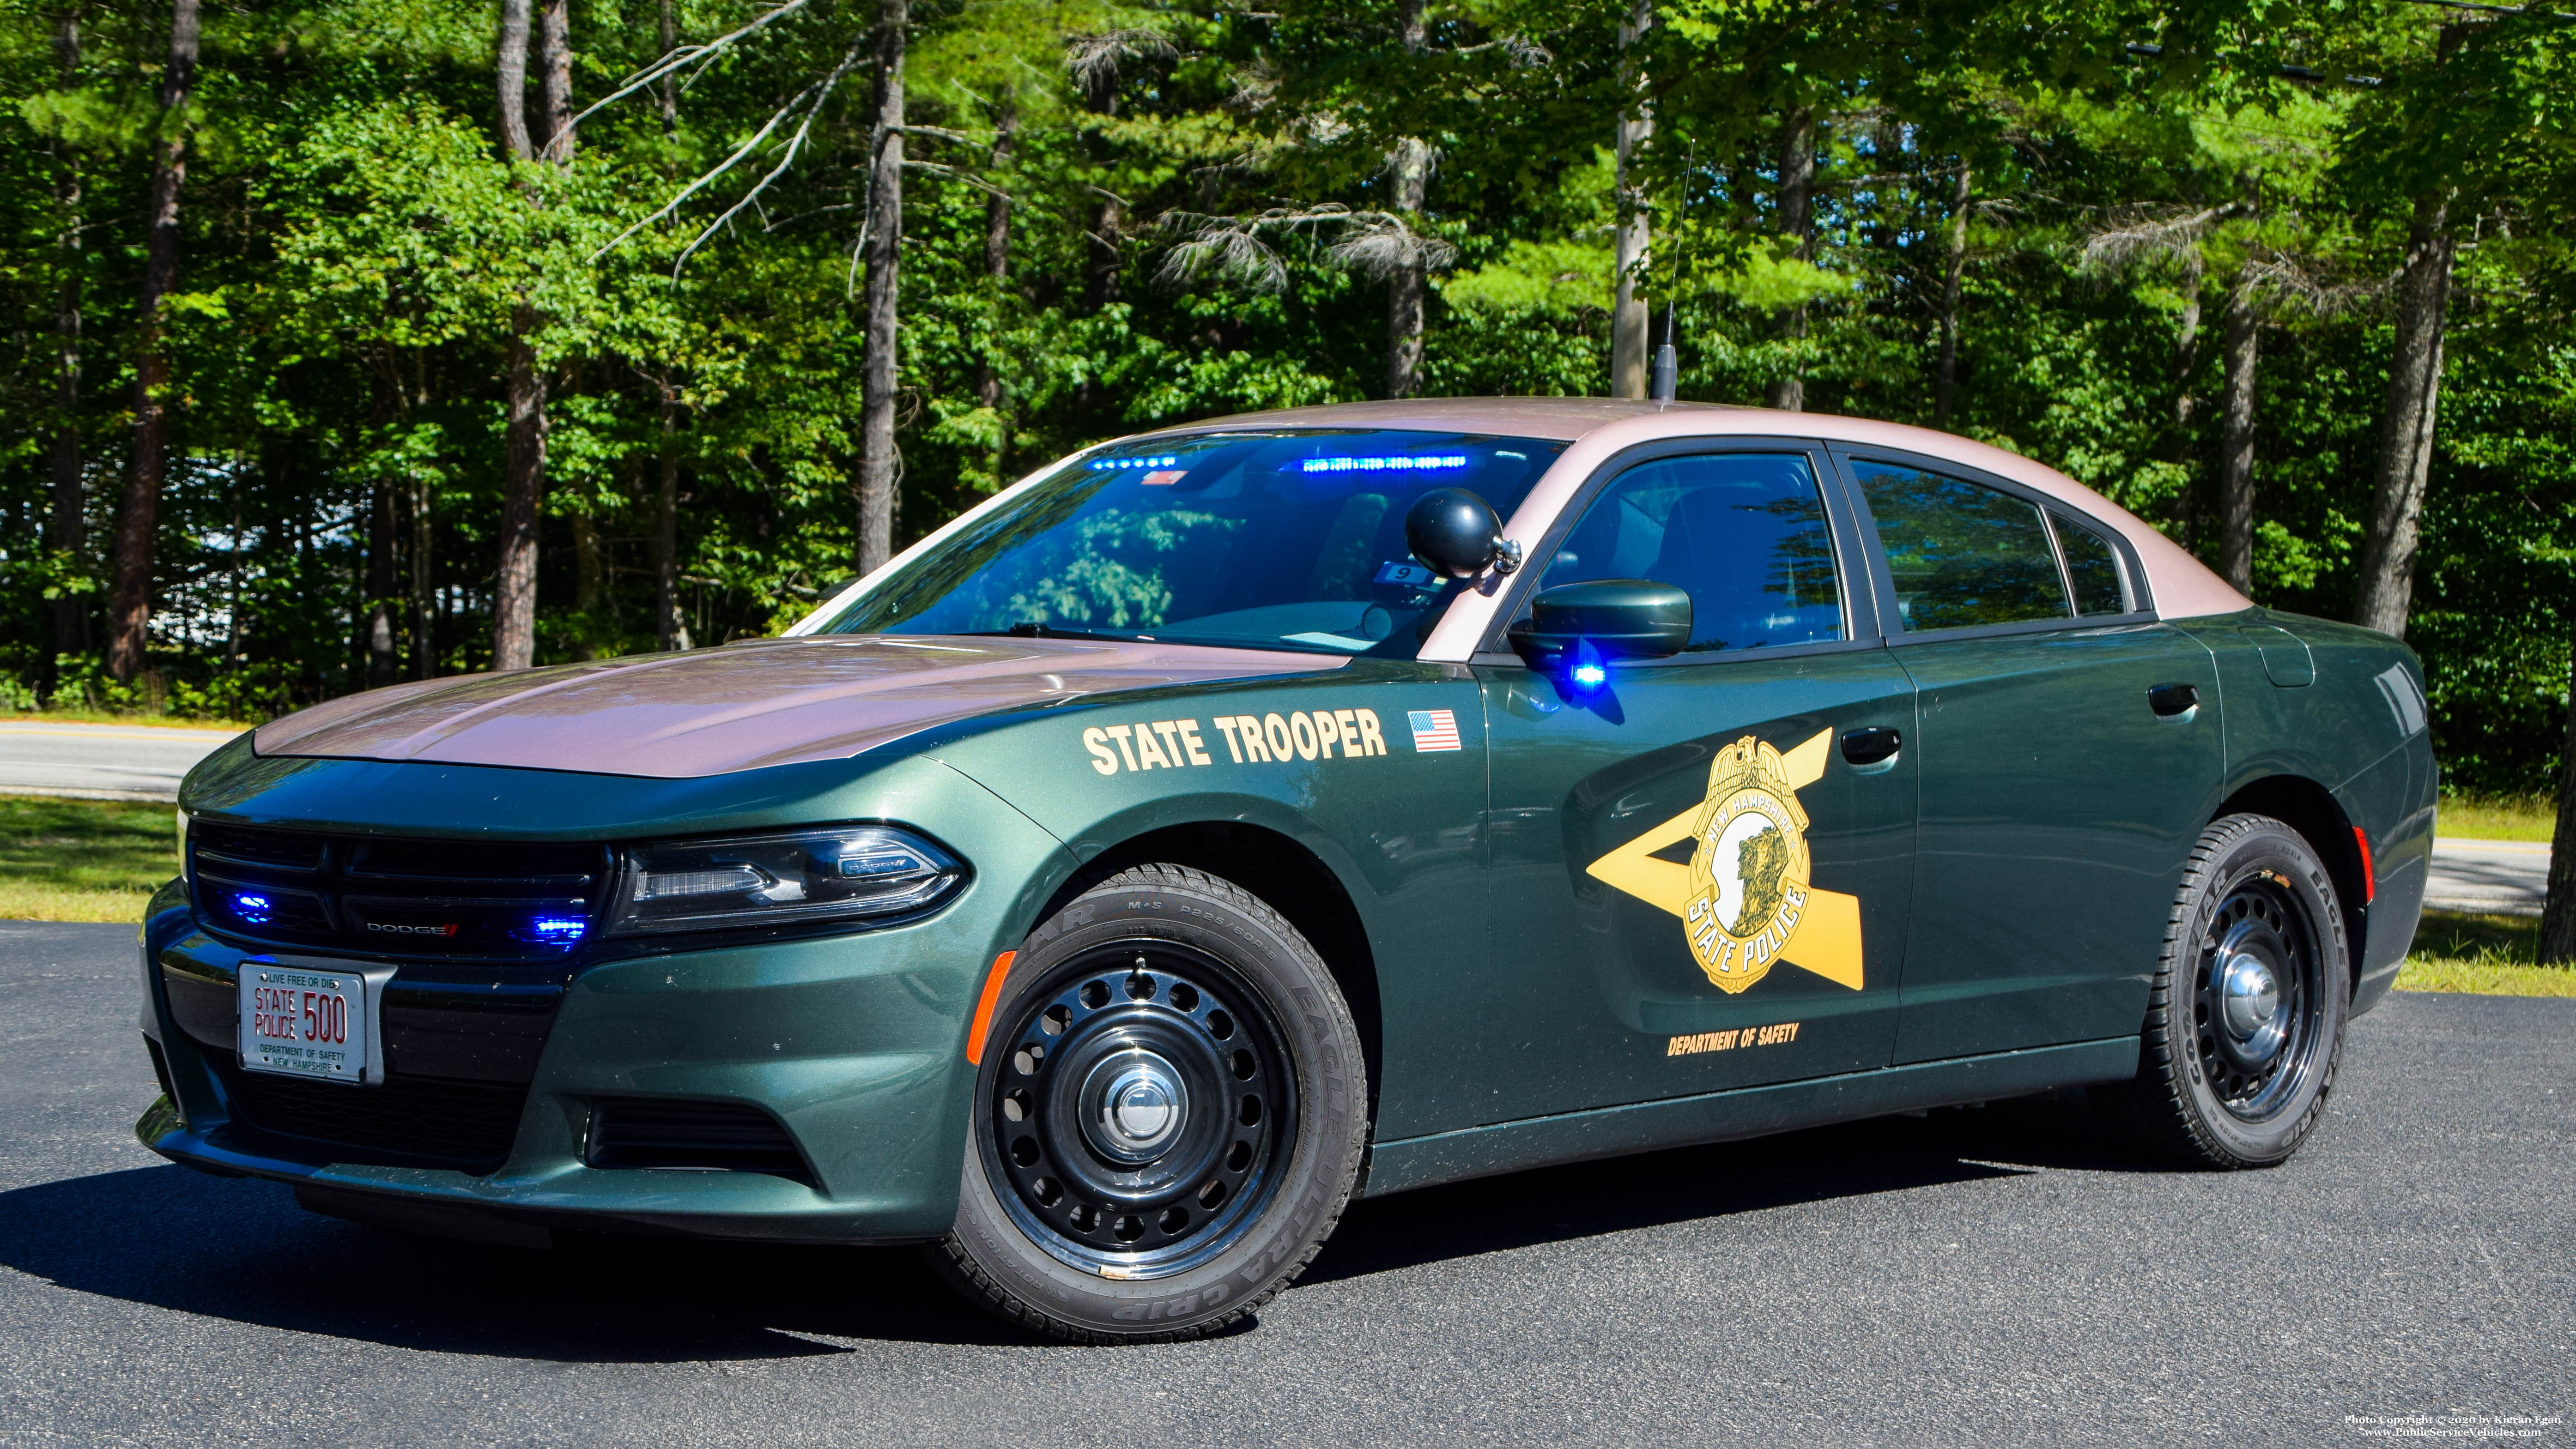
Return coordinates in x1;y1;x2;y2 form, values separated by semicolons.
815;429;1564;657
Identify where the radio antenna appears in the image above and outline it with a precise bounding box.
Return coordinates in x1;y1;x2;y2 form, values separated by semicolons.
1649;140;1692;404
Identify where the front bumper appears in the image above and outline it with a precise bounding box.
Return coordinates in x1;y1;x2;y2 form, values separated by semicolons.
138;753;1078;1243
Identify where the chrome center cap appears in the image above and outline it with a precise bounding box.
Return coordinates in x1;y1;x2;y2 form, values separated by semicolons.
2219;954;2281;1044
1081;1052;1188;1164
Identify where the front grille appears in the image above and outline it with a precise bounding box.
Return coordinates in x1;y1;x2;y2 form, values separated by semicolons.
215;1060;528;1173
588;1099;814;1183
191;822;608;962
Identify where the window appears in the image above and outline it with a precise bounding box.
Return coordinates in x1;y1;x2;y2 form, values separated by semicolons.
2050;511;2129;616
1533;453;1843;653
1855;463;2069;632
818;430;1562;657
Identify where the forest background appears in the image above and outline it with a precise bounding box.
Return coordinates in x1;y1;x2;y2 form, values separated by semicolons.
0;0;2570;804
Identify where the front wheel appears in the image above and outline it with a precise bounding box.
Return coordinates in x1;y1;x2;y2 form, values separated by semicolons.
928;863;1368;1342
2105;812;2351;1168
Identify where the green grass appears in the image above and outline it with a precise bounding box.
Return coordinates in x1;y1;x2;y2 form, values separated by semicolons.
2397;910;2576;997
2437;793;2555;843
0;793;179;922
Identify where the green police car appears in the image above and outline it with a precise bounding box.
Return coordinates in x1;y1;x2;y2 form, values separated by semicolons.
137;397;2435;1341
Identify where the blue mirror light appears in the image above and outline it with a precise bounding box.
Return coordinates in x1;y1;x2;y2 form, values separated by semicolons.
1566;639;1609;695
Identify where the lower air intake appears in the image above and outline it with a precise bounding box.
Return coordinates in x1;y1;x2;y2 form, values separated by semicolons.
587;1099;814;1184
216;1064;527;1174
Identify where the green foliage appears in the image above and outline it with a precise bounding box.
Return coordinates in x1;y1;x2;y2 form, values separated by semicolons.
0;0;2565;793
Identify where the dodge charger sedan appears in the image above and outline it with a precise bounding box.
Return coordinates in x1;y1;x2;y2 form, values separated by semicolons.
136;397;2435;1341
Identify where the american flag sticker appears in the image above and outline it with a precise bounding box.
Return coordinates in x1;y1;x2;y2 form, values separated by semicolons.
1407;709;1463;753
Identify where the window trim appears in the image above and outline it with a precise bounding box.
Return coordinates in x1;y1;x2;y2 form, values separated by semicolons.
1824;445;2159;646
1469;438;1881;663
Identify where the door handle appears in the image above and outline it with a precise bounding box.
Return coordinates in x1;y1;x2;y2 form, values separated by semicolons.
2147;683;2200;719
1841;726;1902;766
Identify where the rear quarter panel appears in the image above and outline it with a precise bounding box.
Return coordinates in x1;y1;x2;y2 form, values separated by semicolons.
2176;610;2435;1014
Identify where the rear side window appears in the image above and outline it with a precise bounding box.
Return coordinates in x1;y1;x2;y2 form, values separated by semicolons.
1855;464;2068;631
1533;452;1843;653
2050;511;2129;616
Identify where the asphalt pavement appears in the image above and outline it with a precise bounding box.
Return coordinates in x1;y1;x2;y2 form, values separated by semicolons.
0;921;2568;1446
0;721;237;802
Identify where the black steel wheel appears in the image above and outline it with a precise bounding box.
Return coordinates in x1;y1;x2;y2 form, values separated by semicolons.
2104;812;2351;1168
929;863;1367;1342
981;941;1292;1276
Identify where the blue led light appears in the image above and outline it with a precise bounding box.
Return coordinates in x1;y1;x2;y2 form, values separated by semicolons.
231;892;273;924
1566;640;1610;696
527;917;588;943
1299;454;1469;475
1089;455;1180;471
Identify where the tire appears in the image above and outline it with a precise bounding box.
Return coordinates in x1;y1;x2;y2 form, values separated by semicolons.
927;863;1368;1342
2102;812;2351;1169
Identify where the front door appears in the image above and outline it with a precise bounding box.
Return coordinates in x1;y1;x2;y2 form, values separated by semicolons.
1833;450;2226;1063
1458;446;1919;1128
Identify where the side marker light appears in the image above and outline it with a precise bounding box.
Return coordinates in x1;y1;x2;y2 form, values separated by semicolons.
966;950;1018;1065
2352;826;2375;903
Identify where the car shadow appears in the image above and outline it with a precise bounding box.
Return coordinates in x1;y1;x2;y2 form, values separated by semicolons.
1312;1089;2161;1285
5;1092;2152;1360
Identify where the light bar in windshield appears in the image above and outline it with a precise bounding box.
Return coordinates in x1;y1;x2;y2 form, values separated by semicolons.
1089;455;1181;471
1297;454;1469;474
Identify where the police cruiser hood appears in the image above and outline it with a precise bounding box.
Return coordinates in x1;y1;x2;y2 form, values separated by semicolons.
252;635;1339;779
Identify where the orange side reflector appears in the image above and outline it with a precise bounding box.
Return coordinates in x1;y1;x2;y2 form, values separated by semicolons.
2353;826;2376;903
966;950;1017;1065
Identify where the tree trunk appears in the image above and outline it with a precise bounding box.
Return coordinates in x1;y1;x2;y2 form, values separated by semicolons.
2216;267;2260;595
655;395;690;651
1608;0;1653;399
105;0;200;682
1388;137;1432;399
855;0;906;578
2163;243;2205;545
1765;106;1815;412
1386;0;1432;400
491;0;546;670
538;0;573;162
2542;646;2576;965
367;481;398;686
48;10;85;670
410;479;435;677
976;103;1015;415
1933;163;1970;426
570;509;601;659
2352;190;2455;640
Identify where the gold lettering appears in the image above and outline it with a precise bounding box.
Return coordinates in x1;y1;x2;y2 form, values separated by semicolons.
1176;719;1213;767
1289;712;1321;761
1357;708;1387;755
1335;709;1362;758
1084;727;1120;776
1133;726;1175;770
1264;713;1295;760
1212;717;1246;763
1106;724;1139;772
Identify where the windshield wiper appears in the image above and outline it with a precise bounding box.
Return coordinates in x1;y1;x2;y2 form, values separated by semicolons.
962;622;1146;643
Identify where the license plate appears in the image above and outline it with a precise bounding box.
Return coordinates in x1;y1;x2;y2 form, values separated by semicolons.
238;964;371;1083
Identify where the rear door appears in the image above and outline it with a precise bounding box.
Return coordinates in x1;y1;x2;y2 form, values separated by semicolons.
1832;449;2225;1063
1446;444;1918;1129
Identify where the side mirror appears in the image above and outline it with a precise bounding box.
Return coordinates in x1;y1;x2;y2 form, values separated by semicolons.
1406;489;1516;579
1507;580;1693;671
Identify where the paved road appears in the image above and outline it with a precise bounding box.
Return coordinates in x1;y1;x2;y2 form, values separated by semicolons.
1;923;2568;1446
2428;838;2553;917
0;721;237;802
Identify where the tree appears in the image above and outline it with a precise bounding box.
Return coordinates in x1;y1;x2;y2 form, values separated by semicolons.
103;0;198;682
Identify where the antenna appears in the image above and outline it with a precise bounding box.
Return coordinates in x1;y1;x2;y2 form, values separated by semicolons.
1650;140;1692;404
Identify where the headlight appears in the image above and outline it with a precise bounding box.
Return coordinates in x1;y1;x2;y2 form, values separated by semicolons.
606;825;966;936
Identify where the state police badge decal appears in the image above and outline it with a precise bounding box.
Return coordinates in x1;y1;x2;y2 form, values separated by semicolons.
1584;729;1868;996
1684;736;1812;994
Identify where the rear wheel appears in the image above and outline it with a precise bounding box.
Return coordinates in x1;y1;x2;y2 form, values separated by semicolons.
928;863;1367;1342
2105;813;2350;1168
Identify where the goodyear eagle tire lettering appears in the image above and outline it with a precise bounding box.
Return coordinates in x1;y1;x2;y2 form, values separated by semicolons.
926;863;1368;1343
